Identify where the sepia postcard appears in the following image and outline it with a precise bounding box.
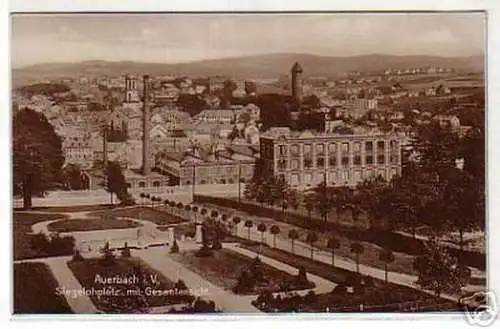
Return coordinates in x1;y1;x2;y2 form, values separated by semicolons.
10;11;490;321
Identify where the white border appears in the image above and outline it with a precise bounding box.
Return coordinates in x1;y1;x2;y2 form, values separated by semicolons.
2;1;499;329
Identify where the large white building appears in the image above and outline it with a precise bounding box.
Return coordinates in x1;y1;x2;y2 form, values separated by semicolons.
259;127;407;190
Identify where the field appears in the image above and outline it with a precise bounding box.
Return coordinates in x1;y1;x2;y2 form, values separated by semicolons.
47;218;142;233
170;248;315;295
68;257;193;313
13;212;69;260
89;206;187;226
14;262;73;314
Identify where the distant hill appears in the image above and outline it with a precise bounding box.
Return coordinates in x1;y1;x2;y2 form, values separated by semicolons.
12;53;484;87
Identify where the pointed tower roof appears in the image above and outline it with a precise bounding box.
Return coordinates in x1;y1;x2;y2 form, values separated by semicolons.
291;62;303;73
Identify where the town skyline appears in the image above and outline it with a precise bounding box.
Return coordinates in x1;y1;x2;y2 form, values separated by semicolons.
11;13;485;68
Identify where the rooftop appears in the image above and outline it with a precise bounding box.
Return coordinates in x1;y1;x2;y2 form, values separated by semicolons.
261;126;407;140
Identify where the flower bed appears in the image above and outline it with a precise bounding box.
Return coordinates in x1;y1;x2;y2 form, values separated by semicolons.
89;207;186;226
47;218;142;233
68;257;194;313
170;249;315;295
13;212;72;260
14;262;73;314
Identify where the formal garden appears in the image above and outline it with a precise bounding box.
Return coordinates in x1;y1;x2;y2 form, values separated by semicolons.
68;244;195;313
14;212;75;260
14;262;73;314
241;242;460;312
170;248;314;295
47;217;142;233
253;279;460;312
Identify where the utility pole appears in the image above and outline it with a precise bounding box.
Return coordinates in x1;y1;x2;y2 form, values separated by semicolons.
191;162;196;200
323;169;328;231
238;161;242;204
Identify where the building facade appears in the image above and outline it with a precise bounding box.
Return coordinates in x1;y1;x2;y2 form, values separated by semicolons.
260;128;407;190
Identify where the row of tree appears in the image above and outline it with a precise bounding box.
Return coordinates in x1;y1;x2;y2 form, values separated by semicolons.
244;120;484;257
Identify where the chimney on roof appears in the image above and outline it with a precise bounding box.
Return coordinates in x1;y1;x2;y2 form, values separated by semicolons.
142;75;151;175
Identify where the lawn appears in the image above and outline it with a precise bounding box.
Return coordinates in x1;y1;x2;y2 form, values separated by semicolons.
170;248;315;295
157;222;196;239
47;218;142;233
13;212;69;260
68;257;193;313
90;207;187;226
14;262;73;314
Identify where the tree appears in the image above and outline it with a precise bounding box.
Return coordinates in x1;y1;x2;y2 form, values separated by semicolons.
327;237;341;266
306;231;319;259
311;179;333;231
177;202;184;217
170;240;180;253
350;242;364;273
303;194;315;221
443;168;483;261
288;229;299;254
413;236;470;297
232;216;241;236
244;220;253;240
245;81;257;95
176;94;207;117
62;164;86;190
270;225;280;248
257;223;267;244
379;249;395;283
105;161;128;206
13;108;65;209
302;95;321;109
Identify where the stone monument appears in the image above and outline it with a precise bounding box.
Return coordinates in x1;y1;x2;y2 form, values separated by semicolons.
168;227;175;243
195;224;203;244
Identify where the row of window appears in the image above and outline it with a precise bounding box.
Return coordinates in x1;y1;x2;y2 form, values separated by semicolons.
183;178;246;185
277;154;399;170
288;168;399;186
277;140;399;156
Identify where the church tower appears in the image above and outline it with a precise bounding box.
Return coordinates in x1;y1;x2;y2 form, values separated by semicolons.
291;62;304;104
125;75;139;103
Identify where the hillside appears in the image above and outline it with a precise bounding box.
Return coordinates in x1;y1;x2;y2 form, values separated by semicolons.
12;53;484;87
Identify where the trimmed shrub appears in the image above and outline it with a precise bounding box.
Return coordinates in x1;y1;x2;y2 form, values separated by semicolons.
195;244;213;257
170;240;180;253
211;239;222;250
72;249;84;261
121;242;131;258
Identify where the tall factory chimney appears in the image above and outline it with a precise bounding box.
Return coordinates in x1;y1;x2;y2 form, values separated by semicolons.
103;123;109;170
142;75;151;175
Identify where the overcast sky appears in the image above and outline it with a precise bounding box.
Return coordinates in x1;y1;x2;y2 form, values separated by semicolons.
11;13;485;68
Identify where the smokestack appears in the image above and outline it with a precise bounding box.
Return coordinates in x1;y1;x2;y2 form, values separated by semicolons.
103;124;108;170
142;75;151;175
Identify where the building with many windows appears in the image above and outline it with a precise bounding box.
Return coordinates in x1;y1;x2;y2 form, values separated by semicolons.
259;127;407;190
